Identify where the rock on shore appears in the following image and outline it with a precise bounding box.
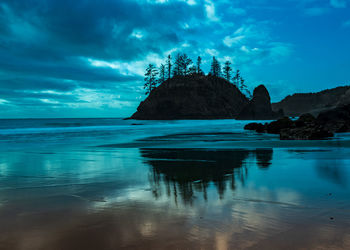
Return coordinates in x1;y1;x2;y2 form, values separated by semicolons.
244;104;350;140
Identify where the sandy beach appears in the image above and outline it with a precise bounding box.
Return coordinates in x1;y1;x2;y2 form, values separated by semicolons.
0;119;349;249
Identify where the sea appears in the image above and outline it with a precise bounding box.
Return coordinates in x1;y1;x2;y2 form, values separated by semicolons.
0;118;349;249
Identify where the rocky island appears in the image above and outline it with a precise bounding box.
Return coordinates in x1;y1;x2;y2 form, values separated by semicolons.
131;75;281;120
130;53;284;120
131;75;249;120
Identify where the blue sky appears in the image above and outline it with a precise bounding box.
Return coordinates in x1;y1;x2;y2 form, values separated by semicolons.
0;0;349;118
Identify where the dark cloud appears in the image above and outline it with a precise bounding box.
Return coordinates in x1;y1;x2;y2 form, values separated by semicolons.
0;0;209;117
0;77;76;92
0;0;348;117
0;0;200;60
0;53;138;84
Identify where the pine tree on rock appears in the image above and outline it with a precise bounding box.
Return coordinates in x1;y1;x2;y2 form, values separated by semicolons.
233;70;241;86
166;55;172;79
239;77;252;99
210;56;222;77
196;56;203;75
223;61;232;82
142;53;251;97
173;53;183;76
144;64;158;95
239;78;246;91
181;54;192;75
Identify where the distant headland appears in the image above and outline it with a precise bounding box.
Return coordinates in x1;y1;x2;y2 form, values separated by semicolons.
272;86;350;116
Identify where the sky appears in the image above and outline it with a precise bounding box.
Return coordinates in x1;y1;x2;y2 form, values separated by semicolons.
0;0;349;118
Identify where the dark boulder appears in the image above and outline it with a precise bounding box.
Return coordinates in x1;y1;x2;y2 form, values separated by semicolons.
236;85;283;120
244;122;265;133
295;113;316;127
244;100;350;140
266;117;294;134
244;117;294;135
244;111;337;140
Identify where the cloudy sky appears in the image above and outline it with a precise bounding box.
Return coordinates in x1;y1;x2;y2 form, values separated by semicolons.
0;0;349;118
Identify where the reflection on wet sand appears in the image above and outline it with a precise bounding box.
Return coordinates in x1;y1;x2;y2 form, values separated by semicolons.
142;149;273;204
1;194;349;250
315;159;348;186
0;148;350;250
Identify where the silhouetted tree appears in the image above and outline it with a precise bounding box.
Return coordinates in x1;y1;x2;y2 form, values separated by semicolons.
196;56;203;74
158;64;166;84
144;64;158;95
166;55;172;79
232;69;251;98
173;53;183;76
223;61;232;82
239;77;252;98
181;54;192;75
239;78;246;91
142;53;251;95
210;56;221;77
173;53;193;76
232;69;241;86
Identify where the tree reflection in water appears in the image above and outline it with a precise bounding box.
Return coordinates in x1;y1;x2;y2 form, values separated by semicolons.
141;148;273;205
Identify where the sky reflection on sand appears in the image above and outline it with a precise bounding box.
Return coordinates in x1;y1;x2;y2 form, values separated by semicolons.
0;145;349;249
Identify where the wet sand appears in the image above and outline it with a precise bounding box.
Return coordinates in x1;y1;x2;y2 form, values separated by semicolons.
0;147;349;249
1;119;350;249
1;201;349;250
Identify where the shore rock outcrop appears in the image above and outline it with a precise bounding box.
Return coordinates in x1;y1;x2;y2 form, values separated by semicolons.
317;104;350;132
236;85;283;120
131;75;250;120
244;105;350;140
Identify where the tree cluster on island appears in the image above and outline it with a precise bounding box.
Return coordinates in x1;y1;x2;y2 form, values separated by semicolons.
144;53;251;98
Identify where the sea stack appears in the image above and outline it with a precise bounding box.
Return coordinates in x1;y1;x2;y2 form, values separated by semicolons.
236;85;283;120
131;75;249;120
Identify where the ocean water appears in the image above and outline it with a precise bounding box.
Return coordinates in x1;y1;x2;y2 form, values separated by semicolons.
0;118;350;249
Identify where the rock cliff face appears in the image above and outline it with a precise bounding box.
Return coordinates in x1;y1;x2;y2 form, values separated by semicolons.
338;89;350;106
236;85;283;120
272;86;350;117
131;75;249;120
317;104;350;132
